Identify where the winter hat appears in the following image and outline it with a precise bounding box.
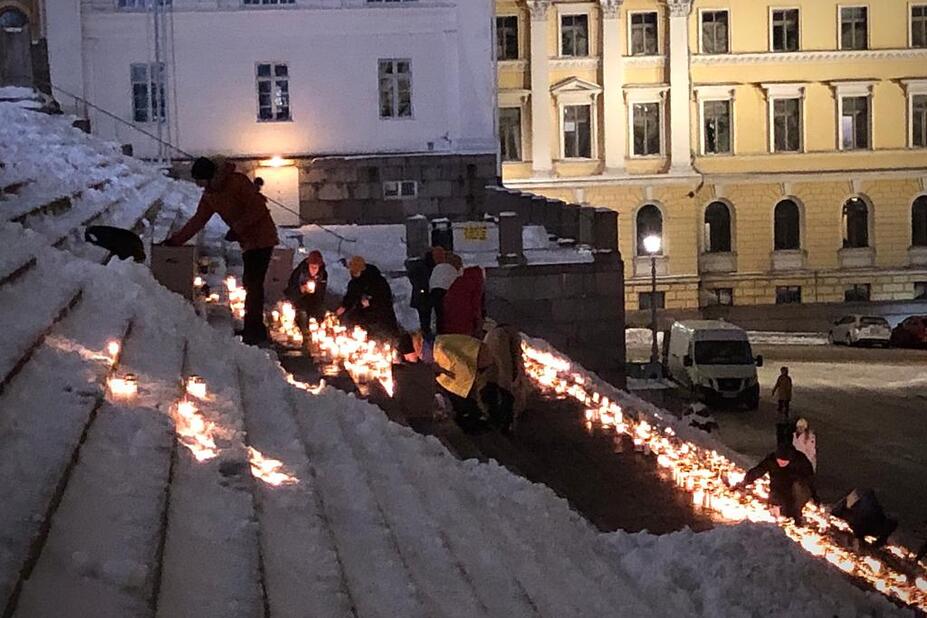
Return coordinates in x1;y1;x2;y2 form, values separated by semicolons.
795;418;808;432
431;246;447;264
191;157;217;181
308;250;324;265
775;444;793;461
348;256;366;276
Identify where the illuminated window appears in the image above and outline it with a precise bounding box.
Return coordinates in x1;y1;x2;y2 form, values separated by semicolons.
256;63;290;121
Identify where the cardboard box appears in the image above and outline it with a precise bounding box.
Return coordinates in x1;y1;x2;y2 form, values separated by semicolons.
150;245;197;300
265;247;295;304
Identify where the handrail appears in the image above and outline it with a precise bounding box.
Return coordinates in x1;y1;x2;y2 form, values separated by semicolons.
30;79;356;246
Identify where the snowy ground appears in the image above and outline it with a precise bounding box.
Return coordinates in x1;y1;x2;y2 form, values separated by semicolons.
0;101;914;616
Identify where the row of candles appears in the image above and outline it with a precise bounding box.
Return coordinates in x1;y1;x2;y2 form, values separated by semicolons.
520;343;927;612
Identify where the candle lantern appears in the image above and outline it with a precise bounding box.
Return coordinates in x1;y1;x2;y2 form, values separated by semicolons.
186;375;207;400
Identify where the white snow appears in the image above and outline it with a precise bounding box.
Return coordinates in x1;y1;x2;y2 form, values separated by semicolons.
0;100;915;617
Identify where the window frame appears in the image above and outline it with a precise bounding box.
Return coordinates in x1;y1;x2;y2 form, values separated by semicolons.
842;196;872;249
773;198;803;251
831;82;875;151
634;203;665;257
698;8;730;55
378;58;413;120
383;180;418;200
499;106;524;162
838;5;869;51
560;103;594;160
912;3;927;48
703;200;734;254
630;100;665;158
771;97;803;153
903;79;927;148
775;285;802;305
255;61;292;123
638;291;666;311
838;95;872;150
844;283;871;302
559;12;590;58
130;62;166;124
769;7;800;52
912;194;927;247
627;10;659;56
695;87;735;156
496;14;520;61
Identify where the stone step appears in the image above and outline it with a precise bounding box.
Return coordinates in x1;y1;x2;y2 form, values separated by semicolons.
237;357;355;617
0;255;83;396
154;333;264;618
0;299;132;616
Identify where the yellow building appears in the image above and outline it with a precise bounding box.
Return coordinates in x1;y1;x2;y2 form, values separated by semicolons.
496;0;927;318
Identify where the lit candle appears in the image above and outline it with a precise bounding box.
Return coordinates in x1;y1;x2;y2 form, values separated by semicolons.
186;375;207;400
106;340;120;361
109;373;138;400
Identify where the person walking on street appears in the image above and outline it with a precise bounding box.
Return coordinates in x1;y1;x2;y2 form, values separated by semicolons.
165;157;278;345
284;250;328;326
337;256;399;338
733;443;819;524
792;417;817;471
772;366;793;417
429;252;460;333
408;246;444;336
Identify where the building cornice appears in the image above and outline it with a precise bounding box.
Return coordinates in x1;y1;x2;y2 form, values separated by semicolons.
498;59;529;71
693;48;927;65
623;55;666;67
549;57;602;69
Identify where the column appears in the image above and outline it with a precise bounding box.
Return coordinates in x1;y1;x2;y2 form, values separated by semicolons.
528;1;553;177
600;0;625;174
667;0;694;174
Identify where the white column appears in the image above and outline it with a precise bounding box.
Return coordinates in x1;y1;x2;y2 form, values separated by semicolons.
600;0;625;174
667;0;693;174
528;1;553;177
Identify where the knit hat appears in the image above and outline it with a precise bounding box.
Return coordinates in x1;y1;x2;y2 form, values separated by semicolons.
348;256;366;276
308;250;324;265
431;246;447;264
191;157;217;181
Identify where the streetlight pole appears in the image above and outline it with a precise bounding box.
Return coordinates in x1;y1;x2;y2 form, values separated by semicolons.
650;251;658;365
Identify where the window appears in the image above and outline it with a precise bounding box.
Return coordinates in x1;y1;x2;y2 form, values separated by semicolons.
843;197;869;248
703;100;732;154
914;5;927;47
562;105;592;159
840;6;868;50
844;283;871;302
915;281;927;300
256;63;290;121
118;0;170;8
496;16;519;60
560;14;589;57
130;63;165;123
383;180;417;200
379;59;412;119
701;10;729;54
244;0;293;4
704;202;732;253
774;199;801;250
499;108;522;162
639;291;665;310
773;98;801;152
841;96;870;150
771;9;800;52
636;204;663;255
632;102;662;156
913;196;927;246
630;12;658;55
707;288;733;306
776;286;802;304
913;95;927;148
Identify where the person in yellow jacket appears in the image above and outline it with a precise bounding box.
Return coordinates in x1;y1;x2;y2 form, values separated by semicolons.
432;334;494;433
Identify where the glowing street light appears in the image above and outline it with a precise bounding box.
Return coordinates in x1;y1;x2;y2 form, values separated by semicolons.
643;234;662;366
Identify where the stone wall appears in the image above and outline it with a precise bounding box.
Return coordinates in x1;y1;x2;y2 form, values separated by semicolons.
299;153;497;224
484;254;626;387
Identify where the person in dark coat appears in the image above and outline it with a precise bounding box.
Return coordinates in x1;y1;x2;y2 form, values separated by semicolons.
337;256;398;338
734;443;819;523
165;157;279;345
439;266;485;337
830;489;898;548
284;250;328;326
407;246;443;336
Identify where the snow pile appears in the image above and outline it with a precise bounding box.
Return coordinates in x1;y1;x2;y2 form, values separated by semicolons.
603;524;906;617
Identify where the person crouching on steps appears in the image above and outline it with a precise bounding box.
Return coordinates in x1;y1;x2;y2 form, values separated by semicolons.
165;156;279;346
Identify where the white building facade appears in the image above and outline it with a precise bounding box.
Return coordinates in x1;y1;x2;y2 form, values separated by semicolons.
46;0;498;224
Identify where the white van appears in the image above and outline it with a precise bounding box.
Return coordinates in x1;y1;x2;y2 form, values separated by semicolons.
665;320;762;409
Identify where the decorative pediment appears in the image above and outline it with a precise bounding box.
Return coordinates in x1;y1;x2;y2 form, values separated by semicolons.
550;77;603;102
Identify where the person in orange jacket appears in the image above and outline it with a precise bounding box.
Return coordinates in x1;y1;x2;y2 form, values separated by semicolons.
165;157;279;345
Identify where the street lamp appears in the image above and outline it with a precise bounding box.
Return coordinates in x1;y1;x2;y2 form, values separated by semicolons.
643;234;662;367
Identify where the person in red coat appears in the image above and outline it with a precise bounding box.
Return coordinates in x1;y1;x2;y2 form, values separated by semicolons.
439;266;485;337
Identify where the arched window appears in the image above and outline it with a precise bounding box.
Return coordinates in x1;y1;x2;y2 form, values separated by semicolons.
636;204;663;255
774;199;801;250
842;197;869;248
0;8;29;28
913;196;927;247
704;201;732;253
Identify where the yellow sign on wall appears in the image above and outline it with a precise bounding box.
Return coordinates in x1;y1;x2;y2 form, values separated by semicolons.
463;224;488;241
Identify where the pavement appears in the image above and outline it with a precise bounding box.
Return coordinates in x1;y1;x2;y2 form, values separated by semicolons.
631;341;927;540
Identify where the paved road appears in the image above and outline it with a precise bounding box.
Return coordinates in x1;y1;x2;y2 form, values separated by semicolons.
707;344;927;535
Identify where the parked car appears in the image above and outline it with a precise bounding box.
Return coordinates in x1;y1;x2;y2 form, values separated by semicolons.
665;320;762;410
828;315;892;347
890;316;927;348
